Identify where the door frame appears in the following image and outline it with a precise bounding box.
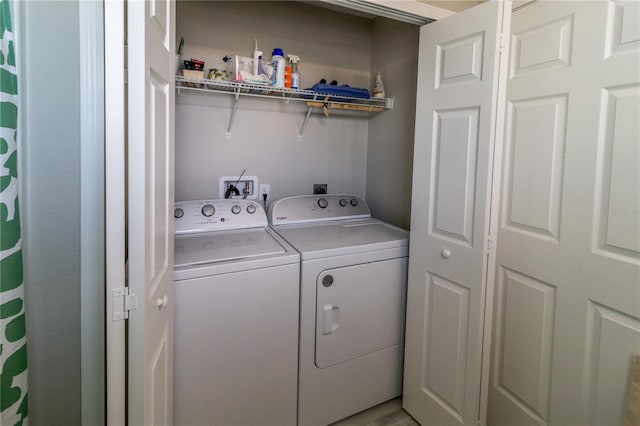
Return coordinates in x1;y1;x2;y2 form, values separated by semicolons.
79;0;106;424
104;0;127;424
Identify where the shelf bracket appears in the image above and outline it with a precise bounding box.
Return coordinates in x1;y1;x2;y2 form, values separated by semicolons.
226;90;240;140
298;106;313;142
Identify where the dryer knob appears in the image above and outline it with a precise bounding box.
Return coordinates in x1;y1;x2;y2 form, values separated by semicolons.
339;199;347;207
247;204;257;214
201;204;216;217
231;204;241;214
322;275;334;287
350;198;359;207
174;208;184;219
317;198;329;209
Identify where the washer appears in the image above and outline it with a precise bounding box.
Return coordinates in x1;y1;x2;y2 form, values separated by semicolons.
269;194;409;426
173;199;299;426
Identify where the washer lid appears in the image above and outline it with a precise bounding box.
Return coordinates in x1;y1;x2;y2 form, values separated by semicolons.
174;228;286;267
273;219;408;260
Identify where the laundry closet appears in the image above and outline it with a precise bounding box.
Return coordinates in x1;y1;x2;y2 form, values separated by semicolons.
113;1;640;425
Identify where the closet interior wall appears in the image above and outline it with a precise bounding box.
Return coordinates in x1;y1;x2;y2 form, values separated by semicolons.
175;1;419;229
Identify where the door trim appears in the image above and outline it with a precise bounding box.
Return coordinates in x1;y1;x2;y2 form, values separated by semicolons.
79;0;106;424
104;0;127;424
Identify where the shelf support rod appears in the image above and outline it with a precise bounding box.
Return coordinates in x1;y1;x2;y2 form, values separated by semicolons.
226;90;240;140
298;106;313;142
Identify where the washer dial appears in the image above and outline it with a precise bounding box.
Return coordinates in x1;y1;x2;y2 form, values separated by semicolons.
317;198;329;209
201;204;216;217
174;208;184;218
231;204;241;214
247;204;257;214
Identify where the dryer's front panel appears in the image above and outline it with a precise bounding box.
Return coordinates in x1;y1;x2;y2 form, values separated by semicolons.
315;257;408;368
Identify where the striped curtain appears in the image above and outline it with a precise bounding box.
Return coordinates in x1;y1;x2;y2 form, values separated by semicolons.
0;0;28;424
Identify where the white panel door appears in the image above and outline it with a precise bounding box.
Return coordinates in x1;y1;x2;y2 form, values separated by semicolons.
403;2;511;425
489;1;640;425
127;0;175;424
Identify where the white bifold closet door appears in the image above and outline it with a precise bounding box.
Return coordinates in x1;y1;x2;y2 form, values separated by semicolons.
488;1;640;425
126;0;176;424
403;1;511;425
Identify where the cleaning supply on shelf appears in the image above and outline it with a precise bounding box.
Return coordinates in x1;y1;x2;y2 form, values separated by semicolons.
373;71;385;98
284;65;292;88
288;55;301;90
271;48;286;88
252;39;262;76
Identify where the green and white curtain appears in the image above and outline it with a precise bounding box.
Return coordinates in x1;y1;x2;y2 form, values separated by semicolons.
0;0;28;424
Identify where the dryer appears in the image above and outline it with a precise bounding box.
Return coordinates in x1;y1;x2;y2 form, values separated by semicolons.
269;194;409;425
173;199;299;426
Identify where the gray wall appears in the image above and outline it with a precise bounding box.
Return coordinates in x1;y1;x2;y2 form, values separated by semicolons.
366;18;419;229
175;1;373;202
20;1;82;424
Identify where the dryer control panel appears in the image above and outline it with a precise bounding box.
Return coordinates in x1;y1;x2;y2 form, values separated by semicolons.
175;199;267;234
269;194;371;225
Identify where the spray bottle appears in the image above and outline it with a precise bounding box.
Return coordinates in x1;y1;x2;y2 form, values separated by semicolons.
288;55;301;90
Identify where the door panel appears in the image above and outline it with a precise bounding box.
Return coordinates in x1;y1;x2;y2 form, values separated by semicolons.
432;107;479;246
315;258;407;368
127;0;175;424
489;2;640;425
404;2;511;425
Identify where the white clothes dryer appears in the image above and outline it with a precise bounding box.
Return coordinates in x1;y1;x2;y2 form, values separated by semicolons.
173;199;299;426
269;195;409;426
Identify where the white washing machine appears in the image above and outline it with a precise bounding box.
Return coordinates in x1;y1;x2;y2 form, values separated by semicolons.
173;199;299;426
269;195;409;425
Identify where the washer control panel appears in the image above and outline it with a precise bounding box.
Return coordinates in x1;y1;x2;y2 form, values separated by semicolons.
175;199;267;235
268;194;370;225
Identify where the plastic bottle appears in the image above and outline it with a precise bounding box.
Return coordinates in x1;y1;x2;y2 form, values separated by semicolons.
288;55;301;90
252;39;262;77
271;48;286;88
284;65;292;89
373;71;385;98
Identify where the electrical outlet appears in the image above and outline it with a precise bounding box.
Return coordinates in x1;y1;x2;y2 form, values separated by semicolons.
313;184;327;195
260;184;270;199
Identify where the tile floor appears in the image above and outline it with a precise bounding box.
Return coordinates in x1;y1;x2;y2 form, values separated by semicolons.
330;398;419;426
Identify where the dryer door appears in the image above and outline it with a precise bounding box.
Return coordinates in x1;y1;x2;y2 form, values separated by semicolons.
315;257;408;368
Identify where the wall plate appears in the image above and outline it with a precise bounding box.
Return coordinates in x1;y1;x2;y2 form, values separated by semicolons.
219;176;259;199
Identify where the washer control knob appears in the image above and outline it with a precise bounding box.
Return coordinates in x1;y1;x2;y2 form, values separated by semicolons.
350;198;359;207
246;204;257;214
174;208;184;219
231;204;241;214
201;204;215;217
339;199;347;207
317;198;329;209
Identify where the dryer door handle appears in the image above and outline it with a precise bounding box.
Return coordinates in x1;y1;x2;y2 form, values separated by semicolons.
322;304;341;335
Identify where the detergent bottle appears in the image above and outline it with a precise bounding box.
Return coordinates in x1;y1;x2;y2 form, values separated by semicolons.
271;48;286;88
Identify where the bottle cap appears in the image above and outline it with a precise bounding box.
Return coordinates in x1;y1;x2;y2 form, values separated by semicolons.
272;48;284;57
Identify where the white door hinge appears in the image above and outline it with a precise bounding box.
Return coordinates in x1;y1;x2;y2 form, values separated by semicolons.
112;287;138;321
499;32;506;54
486;237;496;256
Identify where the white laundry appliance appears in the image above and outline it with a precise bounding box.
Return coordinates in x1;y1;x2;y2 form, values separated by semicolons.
269;194;409;425
173;199;299;426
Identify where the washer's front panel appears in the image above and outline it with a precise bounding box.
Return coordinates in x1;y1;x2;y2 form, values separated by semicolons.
315;258;408;368
174;264;299;426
